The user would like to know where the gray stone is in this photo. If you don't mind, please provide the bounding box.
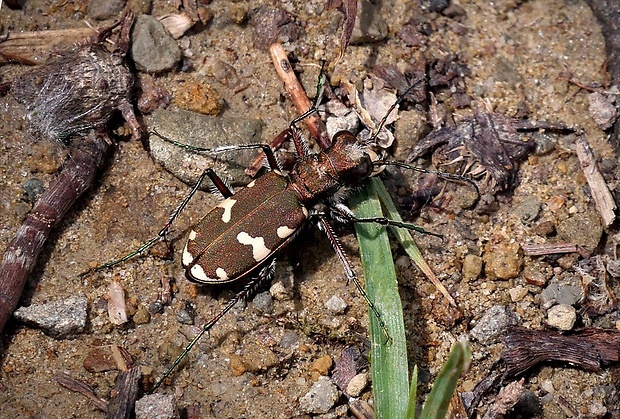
[350,0,389,44]
[514,195,541,224]
[540,275,583,308]
[87,0,126,20]
[130,15,181,74]
[135,393,177,419]
[556,210,603,251]
[469,305,519,344]
[253,291,274,314]
[14,295,87,338]
[325,295,347,314]
[300,376,340,414]
[146,108,265,187]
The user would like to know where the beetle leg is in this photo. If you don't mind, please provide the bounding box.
[311,213,392,345]
[151,258,277,391]
[328,202,444,240]
[150,130,282,172]
[82,168,217,274]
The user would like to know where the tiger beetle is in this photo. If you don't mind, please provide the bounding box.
[87,73,477,392]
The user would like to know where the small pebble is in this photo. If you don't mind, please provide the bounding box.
[556,210,603,251]
[462,254,482,281]
[131,14,182,74]
[132,306,151,324]
[13,295,87,338]
[547,304,576,331]
[509,285,528,302]
[350,0,388,44]
[299,376,340,414]
[469,305,519,344]
[310,355,333,376]
[270,281,290,300]
[22,178,45,204]
[240,343,279,373]
[325,295,347,314]
[173,78,223,116]
[135,393,177,419]
[540,275,583,308]
[483,241,522,280]
[148,300,164,314]
[252,291,274,313]
[88,0,125,20]
[83,345,130,372]
[146,108,264,187]
[228,354,246,376]
[346,373,368,397]
[157,342,188,371]
[588,92,617,130]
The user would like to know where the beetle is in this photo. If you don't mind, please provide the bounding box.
[88,82,474,391]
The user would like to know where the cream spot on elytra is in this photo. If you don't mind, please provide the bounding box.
[190,264,208,282]
[215,267,228,280]
[236,231,271,261]
[217,199,237,223]
[276,226,295,239]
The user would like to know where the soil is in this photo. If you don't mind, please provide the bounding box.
[1,0,618,418]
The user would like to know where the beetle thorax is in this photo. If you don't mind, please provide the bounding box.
[288,131,372,204]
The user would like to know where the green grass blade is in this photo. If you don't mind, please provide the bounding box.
[373,181,456,307]
[350,178,409,419]
[406,365,419,419]
[419,340,471,419]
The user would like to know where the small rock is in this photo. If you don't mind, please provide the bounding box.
[252,7,304,50]
[462,254,482,281]
[146,108,264,187]
[22,178,45,204]
[350,0,389,44]
[176,303,195,325]
[588,92,617,130]
[253,291,274,314]
[229,353,247,376]
[228,3,249,24]
[132,306,151,324]
[14,295,87,338]
[325,295,347,314]
[469,305,519,344]
[88,0,126,20]
[131,14,182,74]
[299,376,340,414]
[547,304,576,330]
[173,78,223,116]
[346,373,368,397]
[522,265,549,287]
[509,285,528,302]
[135,393,177,419]
[483,241,523,280]
[269,281,290,300]
[280,330,299,349]
[556,211,603,251]
[241,343,279,373]
[428,0,449,13]
[514,196,541,224]
[148,300,164,314]
[540,275,583,308]
[310,355,333,376]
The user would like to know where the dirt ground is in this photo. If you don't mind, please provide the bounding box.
[1,0,618,417]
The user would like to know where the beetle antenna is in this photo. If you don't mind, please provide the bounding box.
[373,160,481,203]
[369,77,426,145]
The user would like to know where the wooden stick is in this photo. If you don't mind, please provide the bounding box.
[269,43,330,149]
[574,135,617,227]
[0,28,98,64]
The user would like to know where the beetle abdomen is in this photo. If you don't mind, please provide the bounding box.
[183,171,308,284]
